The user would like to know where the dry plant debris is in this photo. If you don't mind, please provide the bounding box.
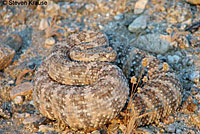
[0,0,199,133]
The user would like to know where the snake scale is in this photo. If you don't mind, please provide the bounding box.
[33,31,182,131]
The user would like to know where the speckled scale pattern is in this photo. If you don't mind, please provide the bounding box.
[33,30,182,131]
[123,48,182,128]
[33,31,129,130]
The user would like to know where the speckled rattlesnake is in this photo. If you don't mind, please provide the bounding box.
[33,31,129,130]
[33,31,182,131]
[122,48,182,128]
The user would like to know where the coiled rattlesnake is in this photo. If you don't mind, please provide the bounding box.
[33,31,182,131]
[33,31,129,130]
[122,48,182,128]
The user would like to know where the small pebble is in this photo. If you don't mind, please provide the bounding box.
[195,93,200,100]
[134,0,148,14]
[3,12,13,23]
[61,3,70,14]
[8,80,15,85]
[13,95,25,105]
[46,3,60,12]
[29,100,34,106]
[39,125,55,133]
[188,130,195,134]
[176,129,182,134]
[98,24,104,30]
[61,8,67,14]
[188,96,193,102]
[46,3,60,17]
[45,37,55,48]
[137,128,153,134]
[119,124,126,132]
[85,4,95,12]
[189,71,199,83]
[166,124,176,133]
[77,131,85,134]
[39,18,49,31]
[128,15,148,33]
[68,27,76,33]
[15,112,31,119]
[0,107,11,119]
[96,0,104,5]
[160,128,165,133]
[163,115,175,124]
[90,130,101,134]
[10,82,33,100]
[187,102,198,112]
[23,114,41,125]
[114,13,124,21]
[62,2,71,10]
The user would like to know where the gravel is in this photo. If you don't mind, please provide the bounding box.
[0,0,199,133]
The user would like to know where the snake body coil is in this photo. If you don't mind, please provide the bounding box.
[33,31,129,130]
[33,31,182,131]
[122,48,182,128]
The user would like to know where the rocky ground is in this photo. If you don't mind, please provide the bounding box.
[0,0,199,134]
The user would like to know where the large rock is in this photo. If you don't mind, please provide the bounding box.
[130,34,173,54]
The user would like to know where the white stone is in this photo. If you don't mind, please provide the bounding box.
[29,100,34,106]
[13,96,24,105]
[39,18,49,31]
[134,0,148,14]
[45,37,55,46]
[131,34,172,54]
[128,15,148,33]
[90,130,100,134]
